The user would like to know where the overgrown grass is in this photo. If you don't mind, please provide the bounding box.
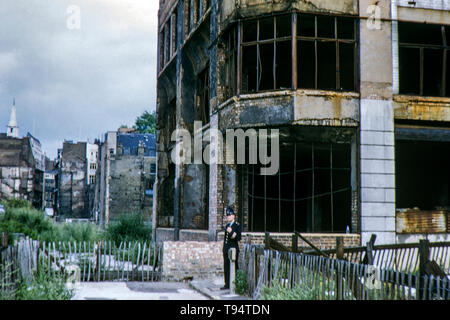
[0,199,101,243]
[260,280,321,300]
[104,213,152,245]
[0,260,74,300]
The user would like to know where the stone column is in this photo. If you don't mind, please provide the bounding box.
[359,0,396,245]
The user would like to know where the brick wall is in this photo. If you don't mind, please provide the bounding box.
[162,241,223,281]
[159,229,361,280]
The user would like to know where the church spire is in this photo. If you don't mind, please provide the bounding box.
[7,98,19,138]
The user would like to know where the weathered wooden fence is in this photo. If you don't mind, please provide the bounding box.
[0,237,163,295]
[242,242,450,300]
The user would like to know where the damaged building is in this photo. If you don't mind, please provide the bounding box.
[96,130,156,226]
[0,101,44,208]
[57,141,90,219]
[155,0,450,247]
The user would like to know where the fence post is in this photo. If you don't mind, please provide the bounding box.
[264,232,270,250]
[292,233,298,253]
[1,232,8,249]
[336,237,344,300]
[418,239,430,300]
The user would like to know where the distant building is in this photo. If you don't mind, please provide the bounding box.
[58,141,88,219]
[0,100,44,208]
[96,130,156,226]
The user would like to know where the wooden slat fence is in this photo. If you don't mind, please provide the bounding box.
[1,238,163,293]
[305,242,450,274]
[242,244,450,300]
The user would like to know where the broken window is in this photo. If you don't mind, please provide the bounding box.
[399,22,450,97]
[224,27,237,99]
[395,125,450,211]
[197,66,210,125]
[232,13,358,94]
[241,14,292,93]
[297,14,357,91]
[243,132,352,233]
[159,9,178,72]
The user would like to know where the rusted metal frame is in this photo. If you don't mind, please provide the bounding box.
[354,19,358,92]
[420,47,424,96]
[335,17,340,91]
[311,142,315,232]
[443,27,447,97]
[248,187,350,202]
[264,170,267,231]
[292,13,298,90]
[330,143,334,232]
[278,156,281,232]
[273,17,277,90]
[293,143,297,232]
[251,165,255,231]
[314,16,318,90]
[237,21,242,97]
[256,20,260,92]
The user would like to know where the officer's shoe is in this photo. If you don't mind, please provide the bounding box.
[220,285,229,290]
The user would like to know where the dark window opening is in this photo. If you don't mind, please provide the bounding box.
[398,22,449,97]
[159,162,175,228]
[297,13,357,92]
[396,139,449,211]
[246,140,352,233]
[241,14,292,93]
[224,28,237,99]
[197,66,210,125]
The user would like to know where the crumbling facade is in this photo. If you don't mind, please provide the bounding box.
[0,135,37,204]
[155,0,450,246]
[97,131,156,226]
[58,141,89,219]
[0,102,44,208]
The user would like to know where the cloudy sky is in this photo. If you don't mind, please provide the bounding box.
[0,0,158,159]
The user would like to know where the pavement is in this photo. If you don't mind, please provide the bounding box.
[71,278,251,300]
[189,277,251,300]
[71,281,208,300]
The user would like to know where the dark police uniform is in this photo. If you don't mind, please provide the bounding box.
[222,208,241,289]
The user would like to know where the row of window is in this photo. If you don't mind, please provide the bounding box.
[223,13,450,99]
[159,0,211,72]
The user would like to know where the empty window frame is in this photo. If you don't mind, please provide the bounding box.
[245,141,352,233]
[197,66,210,124]
[241,14,293,93]
[238,13,358,94]
[159,10,178,72]
[399,22,450,97]
[297,14,357,91]
[224,28,237,99]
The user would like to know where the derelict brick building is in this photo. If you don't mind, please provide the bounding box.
[154,0,450,247]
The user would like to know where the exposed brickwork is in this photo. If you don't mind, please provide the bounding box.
[162,241,223,281]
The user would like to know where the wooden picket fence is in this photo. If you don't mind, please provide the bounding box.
[242,242,450,300]
[0,238,163,292]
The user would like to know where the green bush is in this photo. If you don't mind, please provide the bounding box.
[105,213,152,245]
[233,270,248,295]
[0,199,101,243]
[260,281,320,300]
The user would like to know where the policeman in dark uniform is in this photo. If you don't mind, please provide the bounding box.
[221,206,241,290]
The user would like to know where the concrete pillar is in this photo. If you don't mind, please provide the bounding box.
[359,0,396,245]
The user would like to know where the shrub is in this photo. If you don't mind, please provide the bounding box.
[105,213,152,245]
[233,270,248,295]
[0,201,101,243]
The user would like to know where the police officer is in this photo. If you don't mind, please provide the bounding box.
[221,206,241,290]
